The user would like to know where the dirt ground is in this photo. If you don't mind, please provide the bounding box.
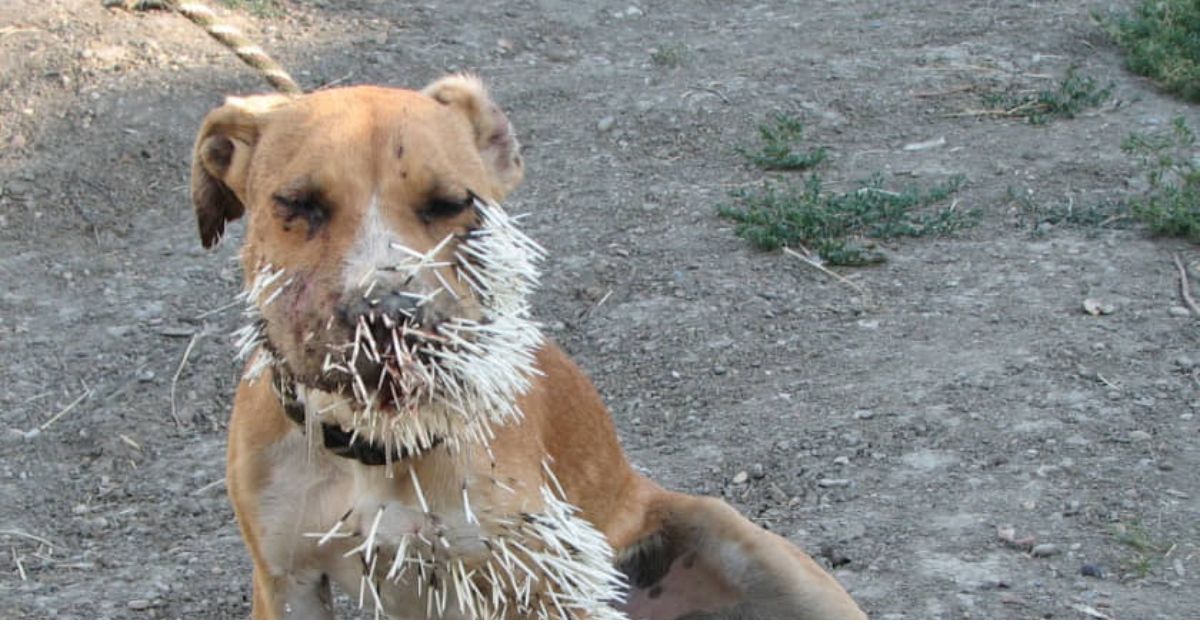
[1,0,1198,619]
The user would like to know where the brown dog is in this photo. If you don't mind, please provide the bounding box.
[191,74,866,619]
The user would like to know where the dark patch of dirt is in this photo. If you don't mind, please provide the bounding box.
[1,0,1197,619]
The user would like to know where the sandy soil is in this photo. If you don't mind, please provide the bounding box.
[1,0,1197,619]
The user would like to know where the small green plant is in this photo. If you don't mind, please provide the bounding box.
[220,0,281,18]
[1099,0,1200,102]
[981,68,1112,124]
[1006,187,1132,234]
[719,174,970,266]
[650,43,687,68]
[1122,116,1200,242]
[1111,521,1168,578]
[736,113,827,171]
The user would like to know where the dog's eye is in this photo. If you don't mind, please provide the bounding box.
[421,196,473,223]
[273,192,329,234]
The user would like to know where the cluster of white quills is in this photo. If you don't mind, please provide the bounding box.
[321,196,548,454]
[231,197,629,618]
[310,461,626,619]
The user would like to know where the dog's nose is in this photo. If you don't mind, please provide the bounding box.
[338,290,424,334]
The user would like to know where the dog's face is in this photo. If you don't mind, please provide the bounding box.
[192,76,543,447]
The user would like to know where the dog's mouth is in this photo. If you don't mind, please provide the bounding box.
[308,314,476,415]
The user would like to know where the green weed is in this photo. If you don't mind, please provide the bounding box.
[220,0,281,18]
[1111,521,1168,578]
[736,113,827,171]
[719,174,970,266]
[982,68,1112,125]
[1099,0,1200,102]
[650,43,687,69]
[1006,187,1132,234]
[1122,116,1200,242]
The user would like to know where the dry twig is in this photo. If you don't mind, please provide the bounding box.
[782,247,869,300]
[171,333,200,426]
[1173,253,1200,317]
[0,529,62,551]
[39,389,93,432]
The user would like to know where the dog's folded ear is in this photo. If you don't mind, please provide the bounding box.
[191,94,292,248]
[422,74,524,199]
[615,492,867,619]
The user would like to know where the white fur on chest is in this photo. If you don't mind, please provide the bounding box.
[256,431,487,618]
[255,430,626,619]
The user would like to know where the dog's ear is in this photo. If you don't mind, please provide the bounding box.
[422,74,524,199]
[615,492,866,619]
[191,94,291,248]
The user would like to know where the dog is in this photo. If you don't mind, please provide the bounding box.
[191,74,867,619]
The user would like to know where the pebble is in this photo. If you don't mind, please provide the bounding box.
[749,463,766,479]
[712,365,727,375]
[853,409,874,420]
[1030,543,1060,558]
[818,478,851,488]
[1169,306,1192,317]
[136,370,156,383]
[1175,356,1195,370]
[596,116,616,133]
[1080,563,1104,578]
[731,471,748,484]
[1128,430,1152,442]
[833,455,850,465]
[127,599,152,611]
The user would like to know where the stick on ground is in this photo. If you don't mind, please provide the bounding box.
[171,333,200,426]
[1173,253,1200,317]
[38,389,93,432]
[782,246,870,300]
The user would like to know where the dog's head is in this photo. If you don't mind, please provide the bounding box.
[192,75,543,447]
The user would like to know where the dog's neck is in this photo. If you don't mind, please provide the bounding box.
[270,366,443,465]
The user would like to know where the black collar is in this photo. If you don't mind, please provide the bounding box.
[271,369,441,466]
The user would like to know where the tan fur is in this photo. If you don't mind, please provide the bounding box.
[196,77,866,619]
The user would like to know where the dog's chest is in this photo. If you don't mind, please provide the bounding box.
[255,432,480,616]
[255,430,626,619]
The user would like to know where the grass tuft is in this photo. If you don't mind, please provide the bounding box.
[719,174,970,266]
[1122,116,1200,242]
[1006,188,1132,235]
[1099,0,1200,102]
[220,0,282,18]
[650,43,687,68]
[982,68,1112,125]
[736,113,827,171]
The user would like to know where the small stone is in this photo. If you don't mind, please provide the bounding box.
[127,599,152,611]
[1158,460,1175,471]
[1080,563,1104,578]
[1030,543,1060,558]
[712,365,727,375]
[1175,356,1195,371]
[833,455,850,465]
[749,463,766,479]
[596,116,616,133]
[853,409,874,420]
[1169,306,1191,317]
[1128,430,1151,442]
[72,504,89,515]
[817,478,851,488]
[1082,298,1114,316]
[732,471,748,484]
[136,370,155,383]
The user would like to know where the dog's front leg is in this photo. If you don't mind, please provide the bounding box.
[250,568,334,619]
